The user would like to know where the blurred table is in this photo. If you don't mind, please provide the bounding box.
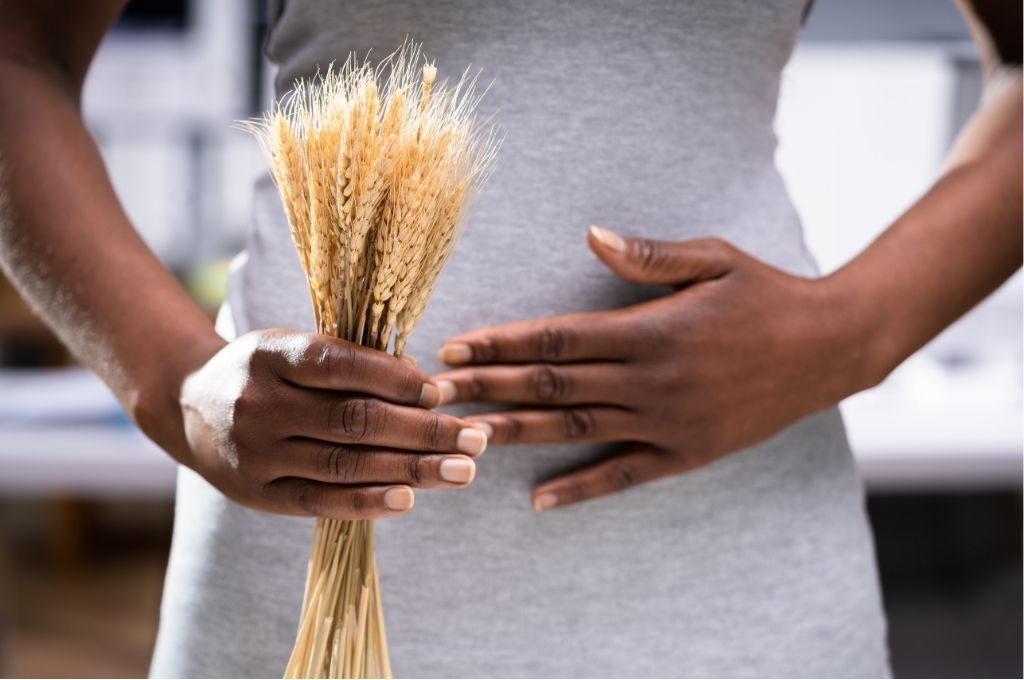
[844,396,1021,491]
[0,368,176,498]
[844,353,1022,491]
[0,424,175,498]
[0,365,1020,498]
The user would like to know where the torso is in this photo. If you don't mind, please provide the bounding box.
[150,2,890,676]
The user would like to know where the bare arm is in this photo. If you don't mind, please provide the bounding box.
[0,0,222,453]
[0,1,486,518]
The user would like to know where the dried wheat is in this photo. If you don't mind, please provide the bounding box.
[239,42,498,678]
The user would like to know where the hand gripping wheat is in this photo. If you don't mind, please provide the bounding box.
[240,43,498,678]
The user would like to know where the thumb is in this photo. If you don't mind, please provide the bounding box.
[588,226,736,287]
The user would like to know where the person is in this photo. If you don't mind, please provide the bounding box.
[0,0,1019,676]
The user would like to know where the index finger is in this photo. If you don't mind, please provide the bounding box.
[437,311,630,366]
[265,332,441,408]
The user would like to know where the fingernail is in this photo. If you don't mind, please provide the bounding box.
[436,380,457,405]
[438,343,472,365]
[472,421,494,439]
[589,225,627,253]
[384,486,415,511]
[440,457,476,484]
[419,382,441,408]
[533,492,558,511]
[457,427,488,456]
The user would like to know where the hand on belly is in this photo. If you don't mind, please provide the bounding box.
[433,226,876,510]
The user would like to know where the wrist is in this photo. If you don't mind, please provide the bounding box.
[130,324,226,466]
[818,266,896,397]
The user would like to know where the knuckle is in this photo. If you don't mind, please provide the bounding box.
[330,397,371,441]
[421,414,446,450]
[530,364,571,402]
[536,325,568,361]
[561,407,597,439]
[467,375,486,400]
[474,337,497,363]
[639,310,685,355]
[654,358,688,390]
[507,416,524,441]
[318,444,359,482]
[224,399,264,450]
[397,367,420,402]
[313,340,356,381]
[348,488,372,514]
[233,381,267,424]
[495,415,523,443]
[362,399,386,438]
[293,480,324,515]
[634,238,661,272]
[404,455,424,485]
[313,343,335,376]
[248,344,276,373]
[707,236,732,254]
[321,444,345,479]
[348,448,373,480]
[606,461,637,492]
[703,237,737,266]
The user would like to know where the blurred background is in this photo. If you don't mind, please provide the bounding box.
[0,0,1020,677]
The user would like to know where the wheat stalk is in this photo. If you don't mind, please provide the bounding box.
[239,42,498,678]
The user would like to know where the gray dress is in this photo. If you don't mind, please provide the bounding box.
[150,1,891,676]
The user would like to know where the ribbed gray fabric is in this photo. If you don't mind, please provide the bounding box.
[150,1,891,676]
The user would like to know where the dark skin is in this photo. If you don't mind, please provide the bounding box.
[0,2,1019,518]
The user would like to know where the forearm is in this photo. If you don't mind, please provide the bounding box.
[0,58,224,457]
[827,70,1022,387]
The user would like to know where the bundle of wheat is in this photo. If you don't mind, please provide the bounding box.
[241,43,498,679]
